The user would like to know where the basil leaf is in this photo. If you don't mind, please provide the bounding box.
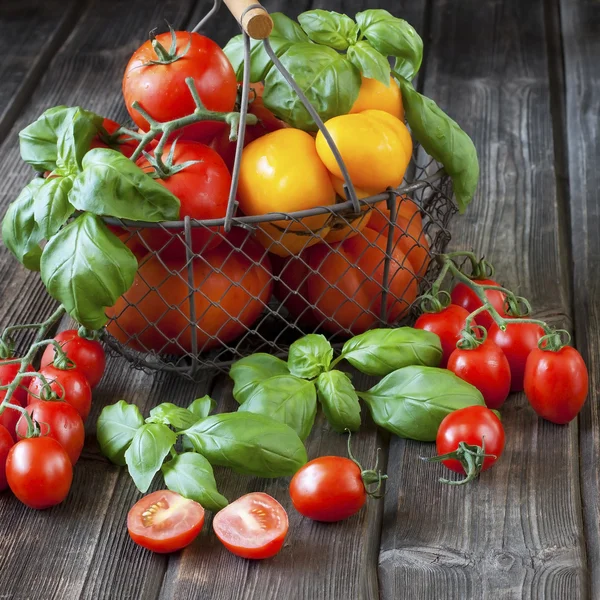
[264,43,361,131]
[341,327,442,376]
[288,334,333,379]
[146,403,198,430]
[360,366,485,441]
[224,12,307,82]
[40,213,137,329]
[238,375,317,441]
[229,353,289,404]
[70,148,179,221]
[316,370,361,433]
[125,423,177,493]
[347,41,391,86]
[182,412,307,478]
[19,106,103,172]
[188,396,216,419]
[397,78,479,212]
[356,10,423,80]
[1,179,45,271]
[33,176,74,239]
[96,400,145,466]
[298,10,358,50]
[162,453,228,512]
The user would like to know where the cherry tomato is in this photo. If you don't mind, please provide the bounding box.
[0,424,13,491]
[436,406,505,474]
[290,456,367,522]
[524,346,588,424]
[16,401,84,465]
[213,492,288,559]
[0,358,34,406]
[450,279,508,330]
[488,322,545,392]
[127,490,205,554]
[6,437,72,509]
[27,366,92,422]
[40,330,106,389]
[136,141,231,258]
[414,305,471,367]
[0,396,24,442]
[123,32,237,143]
[447,339,512,409]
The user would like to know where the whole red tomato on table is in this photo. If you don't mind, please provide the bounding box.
[122,31,237,143]
[0,424,13,491]
[0,358,34,406]
[451,279,508,330]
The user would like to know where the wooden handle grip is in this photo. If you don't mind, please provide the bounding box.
[223,0,273,39]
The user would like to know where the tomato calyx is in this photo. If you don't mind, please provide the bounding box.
[345,430,388,498]
[418,290,451,314]
[147,26,192,66]
[141,138,202,179]
[424,438,497,486]
[538,328,572,352]
[456,324,487,350]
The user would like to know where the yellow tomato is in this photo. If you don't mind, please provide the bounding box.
[238,129,336,256]
[350,76,404,120]
[316,110,413,192]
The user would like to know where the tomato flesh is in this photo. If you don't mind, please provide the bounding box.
[213,492,288,559]
[127,490,205,554]
[290,456,366,522]
[0,424,14,491]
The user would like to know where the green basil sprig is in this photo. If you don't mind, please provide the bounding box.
[287,334,333,378]
[298,10,358,50]
[359,366,485,441]
[96,400,145,466]
[316,370,361,433]
[397,77,479,212]
[146,403,198,430]
[230,353,289,404]
[238,375,317,440]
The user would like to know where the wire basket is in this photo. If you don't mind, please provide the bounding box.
[101,0,457,379]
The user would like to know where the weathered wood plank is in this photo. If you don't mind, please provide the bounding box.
[379,0,587,598]
[560,0,600,596]
[0,0,83,145]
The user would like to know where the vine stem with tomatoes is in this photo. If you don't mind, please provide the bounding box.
[0,305,71,436]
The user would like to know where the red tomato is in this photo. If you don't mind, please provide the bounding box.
[0,359,34,406]
[450,279,508,330]
[306,227,418,335]
[106,229,272,355]
[16,401,84,465]
[0,424,13,491]
[0,396,24,442]
[436,406,505,475]
[41,330,106,389]
[90,118,138,158]
[447,339,512,409]
[213,492,288,559]
[136,141,231,258]
[289,456,366,522]
[127,490,205,553]
[488,322,545,392]
[414,305,471,367]
[27,366,92,422]
[208,126,259,173]
[524,346,588,424]
[122,32,237,143]
[6,437,72,509]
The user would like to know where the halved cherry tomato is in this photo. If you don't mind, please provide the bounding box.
[0,424,13,491]
[41,330,106,389]
[213,492,288,559]
[414,305,471,367]
[488,322,545,392]
[127,490,205,553]
[450,279,508,330]
[447,339,512,409]
[16,401,84,465]
[524,346,588,424]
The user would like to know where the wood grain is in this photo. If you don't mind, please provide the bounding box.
[379,0,587,598]
[560,0,600,596]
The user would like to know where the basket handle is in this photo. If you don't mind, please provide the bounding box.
[223,0,273,39]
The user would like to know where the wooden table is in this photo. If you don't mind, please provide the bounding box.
[0,0,597,598]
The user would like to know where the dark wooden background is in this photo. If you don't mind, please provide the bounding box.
[0,0,597,598]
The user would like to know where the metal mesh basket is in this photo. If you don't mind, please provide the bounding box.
[101,0,457,379]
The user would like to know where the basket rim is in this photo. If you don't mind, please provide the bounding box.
[101,168,448,230]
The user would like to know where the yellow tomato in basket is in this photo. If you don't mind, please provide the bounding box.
[238,128,336,256]
[350,76,404,121]
[316,110,413,192]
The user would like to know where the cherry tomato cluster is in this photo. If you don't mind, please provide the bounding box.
[0,330,105,509]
